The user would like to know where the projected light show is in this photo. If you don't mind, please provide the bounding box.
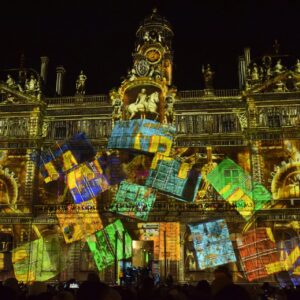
[110,181,156,221]
[87,219,132,271]
[188,219,236,270]
[108,119,175,156]
[1,4,300,288]
[138,222,180,261]
[206,158,271,220]
[12,235,65,282]
[145,154,201,202]
[56,199,103,243]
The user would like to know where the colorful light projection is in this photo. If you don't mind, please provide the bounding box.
[145,154,201,202]
[267,237,300,285]
[0,151,25,209]
[12,235,65,282]
[110,181,156,221]
[56,199,103,243]
[269,140,300,200]
[138,222,180,261]
[237,227,279,282]
[65,159,109,203]
[87,219,132,271]
[206,158,271,220]
[98,153,125,185]
[38,132,95,183]
[108,119,175,156]
[159,223,180,261]
[188,219,236,270]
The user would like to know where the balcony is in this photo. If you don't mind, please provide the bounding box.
[46,94,109,105]
[179,89,241,100]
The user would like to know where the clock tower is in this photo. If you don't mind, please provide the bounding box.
[134,7,174,86]
[114,8,176,123]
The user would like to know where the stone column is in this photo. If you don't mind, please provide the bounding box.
[55,66,66,96]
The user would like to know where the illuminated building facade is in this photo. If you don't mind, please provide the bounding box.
[1,9,300,284]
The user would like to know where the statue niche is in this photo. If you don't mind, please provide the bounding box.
[126,87,160,120]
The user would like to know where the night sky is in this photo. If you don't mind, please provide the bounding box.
[0,0,299,95]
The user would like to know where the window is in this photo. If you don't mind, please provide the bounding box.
[0,120,7,136]
[54,121,67,139]
[221,115,236,133]
[267,113,281,127]
[224,169,239,185]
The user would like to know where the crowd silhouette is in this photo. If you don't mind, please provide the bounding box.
[1,267,300,300]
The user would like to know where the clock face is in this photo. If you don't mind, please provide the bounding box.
[145,48,162,64]
[135,59,150,77]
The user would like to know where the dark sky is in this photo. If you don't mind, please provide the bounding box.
[0,0,299,95]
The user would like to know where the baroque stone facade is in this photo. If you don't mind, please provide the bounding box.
[1,9,300,284]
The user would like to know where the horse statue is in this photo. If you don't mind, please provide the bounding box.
[127,90,160,119]
[146,91,159,119]
[127,88,148,119]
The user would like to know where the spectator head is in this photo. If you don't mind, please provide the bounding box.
[87,271,100,282]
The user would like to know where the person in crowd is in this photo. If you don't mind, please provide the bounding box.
[77,280,121,300]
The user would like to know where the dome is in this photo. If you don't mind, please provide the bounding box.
[136,8,174,40]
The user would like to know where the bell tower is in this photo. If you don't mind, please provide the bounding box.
[134,8,174,86]
[113,8,176,124]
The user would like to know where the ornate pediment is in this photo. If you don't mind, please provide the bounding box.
[244,57,300,94]
[248,71,300,94]
[0,83,43,105]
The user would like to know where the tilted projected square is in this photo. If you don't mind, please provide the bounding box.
[108,119,175,156]
[110,181,156,221]
[66,159,109,203]
[237,227,279,282]
[145,154,201,202]
[87,219,132,271]
[188,219,236,270]
[56,199,103,243]
[206,158,271,220]
[12,235,65,282]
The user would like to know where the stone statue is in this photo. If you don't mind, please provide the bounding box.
[164,90,176,124]
[273,59,284,75]
[143,31,150,42]
[110,90,123,120]
[6,74,15,88]
[127,89,159,119]
[294,59,300,73]
[5,74,23,93]
[42,121,49,137]
[146,91,159,118]
[128,68,137,81]
[158,31,163,43]
[149,65,161,80]
[251,63,259,81]
[25,75,40,94]
[127,88,148,119]
[202,64,214,89]
[135,88,147,105]
[76,70,87,95]
[275,80,287,92]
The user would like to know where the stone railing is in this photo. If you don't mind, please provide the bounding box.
[46,94,109,105]
[179,89,241,100]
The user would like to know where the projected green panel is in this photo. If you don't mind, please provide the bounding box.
[206,158,271,220]
[110,181,156,221]
[87,219,132,271]
[12,235,65,282]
